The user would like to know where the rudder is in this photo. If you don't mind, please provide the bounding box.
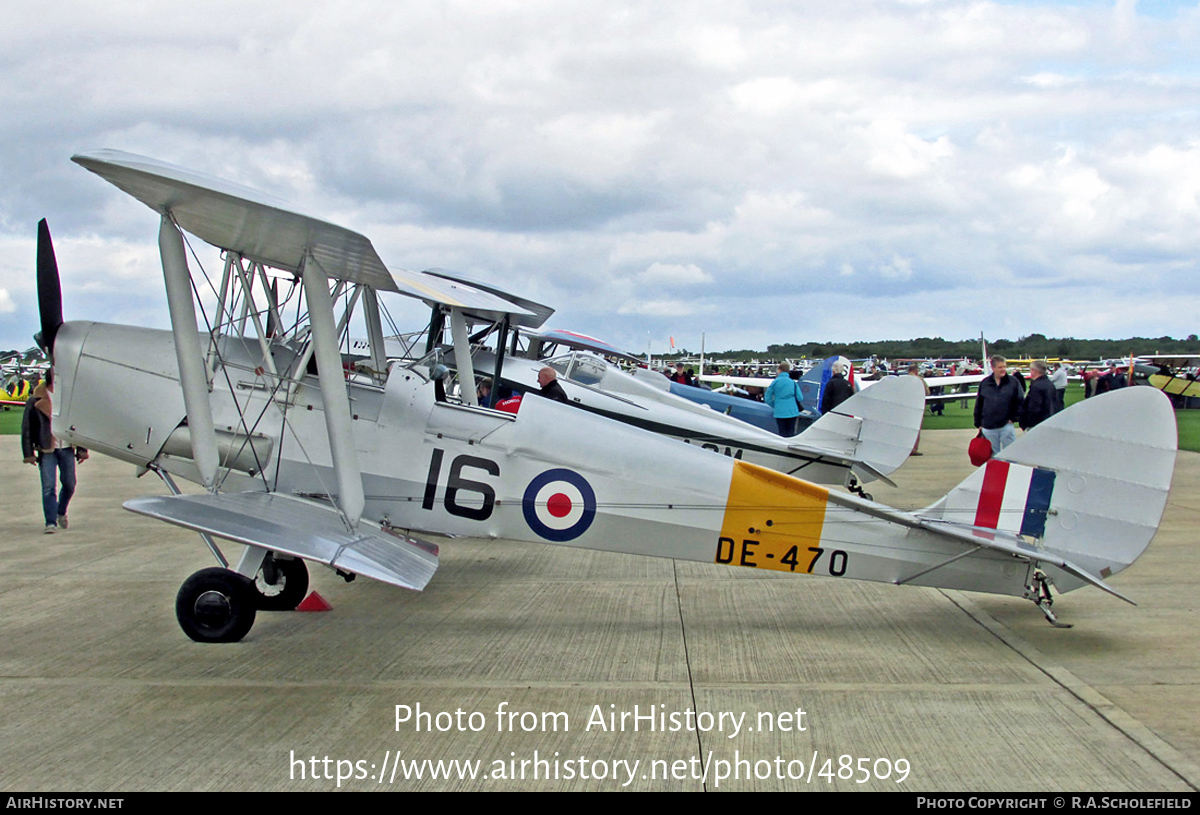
[922,387,1176,591]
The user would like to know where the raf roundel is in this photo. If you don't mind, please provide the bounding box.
[522,469,597,542]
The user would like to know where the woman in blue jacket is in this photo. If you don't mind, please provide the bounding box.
[765,362,802,437]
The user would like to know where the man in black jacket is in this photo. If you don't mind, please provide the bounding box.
[1020,360,1057,430]
[536,367,570,403]
[820,362,854,415]
[21,373,88,534]
[974,356,1023,454]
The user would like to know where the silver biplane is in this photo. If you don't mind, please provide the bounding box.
[40,149,1177,642]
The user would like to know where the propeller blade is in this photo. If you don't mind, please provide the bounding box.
[36,218,63,355]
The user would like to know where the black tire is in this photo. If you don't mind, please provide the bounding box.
[254,556,309,611]
[176,567,257,643]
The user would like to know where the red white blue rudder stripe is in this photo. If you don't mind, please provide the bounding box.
[942,459,1056,538]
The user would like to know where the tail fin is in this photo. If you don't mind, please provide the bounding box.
[921,387,1176,594]
[793,374,926,483]
[801,355,856,414]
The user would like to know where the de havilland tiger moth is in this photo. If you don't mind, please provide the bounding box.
[35,149,1177,642]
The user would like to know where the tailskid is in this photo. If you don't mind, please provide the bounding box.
[1026,569,1073,628]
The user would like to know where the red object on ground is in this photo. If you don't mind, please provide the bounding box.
[296,592,333,612]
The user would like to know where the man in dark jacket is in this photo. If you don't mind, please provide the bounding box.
[1020,360,1057,430]
[974,356,1023,454]
[536,367,570,403]
[820,362,854,415]
[21,374,88,534]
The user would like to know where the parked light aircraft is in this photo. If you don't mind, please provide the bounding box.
[699,355,852,406]
[1,351,48,407]
[1136,355,1200,404]
[687,356,852,426]
[2,377,32,407]
[702,346,992,407]
[42,149,1176,642]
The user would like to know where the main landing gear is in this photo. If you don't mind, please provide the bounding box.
[175,553,311,643]
[254,554,310,612]
[176,567,258,643]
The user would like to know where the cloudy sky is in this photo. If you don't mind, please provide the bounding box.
[2,0,1198,356]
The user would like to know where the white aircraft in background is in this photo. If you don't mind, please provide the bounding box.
[701,342,993,408]
[440,324,926,498]
[36,149,1177,643]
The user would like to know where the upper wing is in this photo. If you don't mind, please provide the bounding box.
[1138,355,1200,369]
[73,149,542,324]
[524,327,642,362]
[423,269,554,329]
[73,149,397,292]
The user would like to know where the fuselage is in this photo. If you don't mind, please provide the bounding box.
[49,320,1042,599]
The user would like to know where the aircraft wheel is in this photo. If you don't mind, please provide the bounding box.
[861,492,872,502]
[176,567,257,643]
[254,556,309,611]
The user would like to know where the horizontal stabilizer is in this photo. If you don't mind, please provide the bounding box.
[915,517,1136,604]
[792,374,926,482]
[823,488,1135,602]
[124,492,438,591]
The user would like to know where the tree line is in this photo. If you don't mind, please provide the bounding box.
[667,333,1200,363]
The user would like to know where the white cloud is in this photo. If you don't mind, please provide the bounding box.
[637,262,713,286]
[1022,72,1080,88]
[1,0,1198,351]
[879,255,915,281]
[729,77,804,116]
[616,297,715,317]
[860,120,955,179]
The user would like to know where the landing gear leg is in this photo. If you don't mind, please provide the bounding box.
[254,554,310,611]
[1027,570,1073,628]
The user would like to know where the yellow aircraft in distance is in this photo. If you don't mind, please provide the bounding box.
[1139,355,1200,403]
[1,377,34,408]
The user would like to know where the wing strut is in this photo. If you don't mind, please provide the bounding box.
[160,215,220,490]
[449,307,478,406]
[361,287,389,383]
[300,254,365,528]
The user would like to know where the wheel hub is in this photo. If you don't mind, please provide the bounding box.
[193,589,233,628]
